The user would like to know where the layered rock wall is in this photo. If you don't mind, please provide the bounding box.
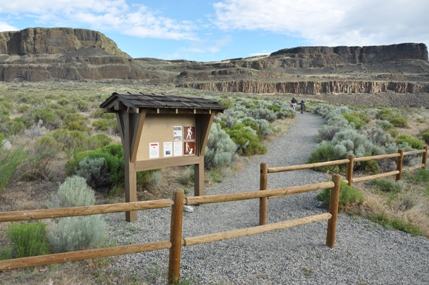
[269,43,428,66]
[0,28,129,57]
[178,81,426,95]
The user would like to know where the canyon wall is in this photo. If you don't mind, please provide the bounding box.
[178,81,426,95]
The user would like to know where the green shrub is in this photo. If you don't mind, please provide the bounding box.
[368,213,422,236]
[371,179,406,193]
[226,123,267,156]
[67,144,157,190]
[0,246,13,260]
[75,157,110,192]
[7,222,50,258]
[376,108,394,120]
[375,120,393,130]
[355,153,380,174]
[87,133,112,150]
[0,145,26,192]
[396,134,424,149]
[92,118,111,131]
[48,215,108,253]
[47,176,95,208]
[342,113,369,129]
[36,136,62,153]
[205,123,237,169]
[316,181,364,210]
[308,144,342,172]
[388,129,399,138]
[404,169,429,183]
[390,116,409,128]
[421,130,429,143]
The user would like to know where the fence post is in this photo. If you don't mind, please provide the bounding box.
[168,190,184,285]
[396,149,404,181]
[346,154,354,186]
[422,146,428,168]
[259,163,268,225]
[326,174,340,248]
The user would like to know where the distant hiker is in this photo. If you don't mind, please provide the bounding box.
[291,97,297,110]
[299,100,306,114]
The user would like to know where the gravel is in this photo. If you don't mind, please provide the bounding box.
[105,112,429,285]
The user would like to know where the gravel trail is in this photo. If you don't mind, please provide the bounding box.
[106,112,429,285]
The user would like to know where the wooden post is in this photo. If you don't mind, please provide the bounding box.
[259,163,268,225]
[396,149,404,181]
[123,113,138,222]
[346,154,354,186]
[326,174,340,248]
[422,146,428,168]
[194,157,204,197]
[168,190,184,285]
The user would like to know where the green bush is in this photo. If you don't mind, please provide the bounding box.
[7,222,50,258]
[75,157,110,192]
[342,113,370,129]
[67,144,157,190]
[355,153,380,174]
[308,144,342,173]
[376,108,394,120]
[421,130,429,143]
[316,181,364,210]
[87,133,112,150]
[0,145,26,192]
[368,213,422,235]
[404,169,429,183]
[205,122,237,169]
[47,176,95,208]
[51,129,89,156]
[390,116,409,128]
[371,179,406,193]
[92,118,111,131]
[226,123,267,155]
[388,129,399,138]
[48,215,108,253]
[396,134,424,149]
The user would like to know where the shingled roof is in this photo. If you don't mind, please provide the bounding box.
[100,92,227,113]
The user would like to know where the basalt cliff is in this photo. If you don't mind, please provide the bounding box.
[1,27,429,96]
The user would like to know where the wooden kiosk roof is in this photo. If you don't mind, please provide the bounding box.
[100,92,227,113]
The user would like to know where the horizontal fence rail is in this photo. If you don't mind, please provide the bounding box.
[0,200,174,223]
[0,241,172,271]
[183,213,332,246]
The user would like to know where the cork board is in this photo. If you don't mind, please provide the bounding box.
[136,114,196,161]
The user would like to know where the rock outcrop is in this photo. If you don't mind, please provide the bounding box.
[269,43,428,66]
[178,81,426,95]
[0,27,161,82]
[0,27,129,57]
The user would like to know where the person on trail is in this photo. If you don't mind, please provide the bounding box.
[291,97,297,111]
[299,100,306,114]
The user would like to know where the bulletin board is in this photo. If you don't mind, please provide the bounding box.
[136,114,197,161]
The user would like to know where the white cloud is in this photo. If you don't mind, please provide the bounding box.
[0,0,197,40]
[213,0,429,47]
[0,22,18,32]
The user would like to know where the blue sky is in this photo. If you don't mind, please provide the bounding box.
[1,0,428,62]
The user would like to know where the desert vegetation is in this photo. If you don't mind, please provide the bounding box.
[0,81,428,284]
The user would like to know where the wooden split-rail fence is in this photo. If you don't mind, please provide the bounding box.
[0,146,427,284]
